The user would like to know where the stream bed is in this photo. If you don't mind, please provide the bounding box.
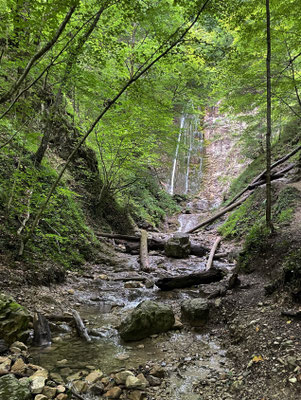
[29,248,231,399]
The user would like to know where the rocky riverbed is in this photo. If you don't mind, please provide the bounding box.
[1,227,300,400]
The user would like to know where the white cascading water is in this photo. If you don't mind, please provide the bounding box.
[169,116,185,195]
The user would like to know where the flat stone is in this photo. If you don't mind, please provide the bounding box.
[42,385,57,398]
[0,357,12,374]
[11,358,27,375]
[56,394,68,400]
[49,373,64,385]
[115,354,130,361]
[30,369,49,380]
[31,376,46,394]
[149,366,165,378]
[72,380,88,394]
[103,386,122,398]
[136,374,148,387]
[126,375,146,389]
[114,370,134,385]
[128,390,146,400]
[35,395,48,400]
[85,370,103,384]
[10,342,28,352]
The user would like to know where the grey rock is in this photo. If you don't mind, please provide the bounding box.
[181,298,209,327]
[0,374,31,400]
[164,233,191,258]
[0,294,31,345]
[118,301,175,341]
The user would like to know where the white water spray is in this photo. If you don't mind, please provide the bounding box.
[169,116,185,195]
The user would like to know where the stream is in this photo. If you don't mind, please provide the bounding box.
[29,114,231,399]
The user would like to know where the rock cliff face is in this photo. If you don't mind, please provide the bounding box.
[199,106,248,209]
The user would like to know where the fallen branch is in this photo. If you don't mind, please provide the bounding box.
[281,310,301,319]
[227,145,301,206]
[71,309,91,342]
[97,232,140,241]
[206,237,222,270]
[155,267,225,291]
[140,229,150,272]
[186,193,252,234]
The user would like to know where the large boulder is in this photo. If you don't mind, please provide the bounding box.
[118,300,175,341]
[164,233,190,258]
[0,294,31,345]
[181,298,209,327]
[0,374,31,400]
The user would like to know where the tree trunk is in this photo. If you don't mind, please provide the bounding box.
[140,229,150,271]
[206,237,222,270]
[155,267,225,291]
[266,0,273,231]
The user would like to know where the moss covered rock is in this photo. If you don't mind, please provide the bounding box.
[0,294,31,345]
[0,374,31,400]
[118,300,175,341]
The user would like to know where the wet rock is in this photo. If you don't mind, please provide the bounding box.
[29,369,48,394]
[73,380,88,393]
[118,301,175,341]
[85,370,103,384]
[0,356,12,374]
[128,390,146,400]
[10,342,28,352]
[0,340,8,355]
[149,366,166,378]
[114,370,134,385]
[126,374,148,389]
[35,395,48,400]
[31,376,47,394]
[56,394,68,400]
[104,386,122,398]
[42,385,57,398]
[89,382,105,395]
[164,233,191,258]
[147,375,161,386]
[181,298,209,327]
[0,294,31,345]
[0,374,31,400]
[124,282,143,289]
[11,358,27,375]
[49,373,64,385]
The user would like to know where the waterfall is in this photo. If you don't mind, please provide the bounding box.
[169,116,185,195]
[184,118,193,194]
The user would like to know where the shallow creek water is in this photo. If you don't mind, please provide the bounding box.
[29,249,230,399]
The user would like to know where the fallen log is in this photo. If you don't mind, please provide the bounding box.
[155,267,225,291]
[186,193,252,234]
[227,145,301,206]
[125,240,208,256]
[140,229,150,271]
[206,237,222,270]
[71,309,91,342]
[97,232,140,241]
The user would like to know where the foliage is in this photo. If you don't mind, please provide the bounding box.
[126,173,180,227]
[0,146,97,271]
